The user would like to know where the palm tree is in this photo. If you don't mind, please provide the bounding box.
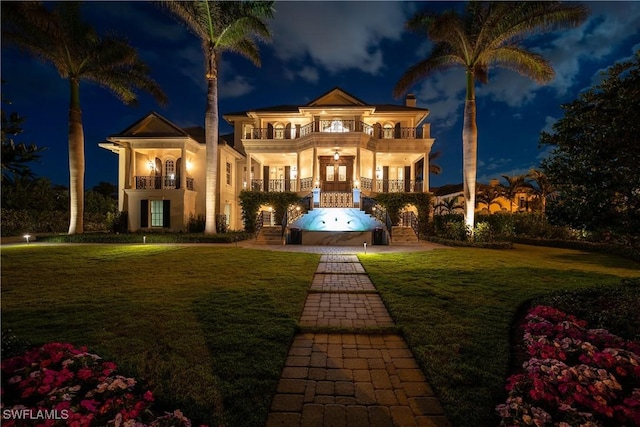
[501,174,532,213]
[429,150,443,175]
[2,2,166,234]
[527,169,553,214]
[164,1,273,234]
[434,196,464,215]
[476,184,504,213]
[393,2,588,231]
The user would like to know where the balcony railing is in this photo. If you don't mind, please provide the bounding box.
[250,179,299,192]
[374,179,424,193]
[360,178,424,193]
[245,120,428,140]
[135,176,194,190]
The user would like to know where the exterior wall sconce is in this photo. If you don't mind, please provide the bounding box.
[334,151,340,161]
[148,160,155,171]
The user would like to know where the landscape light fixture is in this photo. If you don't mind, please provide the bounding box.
[363,242,367,254]
[23,234,31,244]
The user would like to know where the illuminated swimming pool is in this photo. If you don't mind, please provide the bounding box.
[289,208,382,232]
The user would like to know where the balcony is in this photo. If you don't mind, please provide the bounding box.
[247,177,424,194]
[361,178,424,193]
[245,120,429,141]
[135,176,194,191]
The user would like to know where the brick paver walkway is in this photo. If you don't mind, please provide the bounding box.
[267,253,450,427]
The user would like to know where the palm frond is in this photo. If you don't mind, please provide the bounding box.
[486,45,554,83]
[393,46,462,98]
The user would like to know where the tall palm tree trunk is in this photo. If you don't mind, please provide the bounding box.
[462,70,477,232]
[204,49,218,235]
[68,78,84,234]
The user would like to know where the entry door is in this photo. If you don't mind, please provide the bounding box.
[319,156,353,192]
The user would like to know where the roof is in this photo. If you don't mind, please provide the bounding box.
[224,87,429,120]
[111,112,191,139]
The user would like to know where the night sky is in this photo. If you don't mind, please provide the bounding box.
[2,1,639,190]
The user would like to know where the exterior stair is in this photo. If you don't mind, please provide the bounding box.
[390,226,420,244]
[255,226,284,245]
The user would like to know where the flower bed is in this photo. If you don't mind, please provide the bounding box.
[496,305,640,426]
[1,342,199,426]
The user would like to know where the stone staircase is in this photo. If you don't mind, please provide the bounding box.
[390,226,420,244]
[255,226,283,245]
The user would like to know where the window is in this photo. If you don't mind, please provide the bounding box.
[323,119,349,133]
[141,199,170,228]
[274,123,285,139]
[326,165,335,181]
[226,162,232,185]
[164,159,176,188]
[150,200,164,226]
[382,123,394,139]
[338,165,346,182]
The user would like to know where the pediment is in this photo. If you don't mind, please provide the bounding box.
[306,87,367,107]
[114,112,189,138]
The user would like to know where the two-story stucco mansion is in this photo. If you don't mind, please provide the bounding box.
[99,87,436,232]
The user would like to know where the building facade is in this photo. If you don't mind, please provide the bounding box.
[99,87,436,232]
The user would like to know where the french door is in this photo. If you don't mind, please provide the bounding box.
[319,155,354,192]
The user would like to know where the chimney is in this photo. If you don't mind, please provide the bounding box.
[405,94,417,108]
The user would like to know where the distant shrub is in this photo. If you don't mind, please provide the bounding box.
[473,221,492,242]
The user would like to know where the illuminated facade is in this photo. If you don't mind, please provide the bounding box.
[99,87,435,232]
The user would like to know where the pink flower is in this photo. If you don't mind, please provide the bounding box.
[77,367,93,381]
[80,398,100,412]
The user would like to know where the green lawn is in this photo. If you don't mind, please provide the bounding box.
[0,245,319,426]
[2,244,638,427]
[358,244,639,427]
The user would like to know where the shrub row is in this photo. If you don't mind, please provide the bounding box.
[424,235,513,249]
[36,232,252,244]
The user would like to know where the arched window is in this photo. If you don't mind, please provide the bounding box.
[323,118,349,133]
[382,123,394,139]
[274,122,285,139]
[164,159,176,189]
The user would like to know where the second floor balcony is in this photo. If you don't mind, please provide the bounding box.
[135,176,194,191]
[245,120,430,141]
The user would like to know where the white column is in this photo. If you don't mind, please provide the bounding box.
[355,146,361,185]
[181,146,187,190]
[312,146,318,187]
[246,154,252,190]
[410,161,415,193]
[296,152,301,192]
[372,152,377,193]
[130,148,136,189]
[423,151,430,193]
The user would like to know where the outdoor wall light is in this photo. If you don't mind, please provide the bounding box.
[148,160,154,171]
[334,151,340,161]
[23,234,31,244]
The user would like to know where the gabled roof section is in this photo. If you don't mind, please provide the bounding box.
[111,112,191,138]
[306,87,368,107]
